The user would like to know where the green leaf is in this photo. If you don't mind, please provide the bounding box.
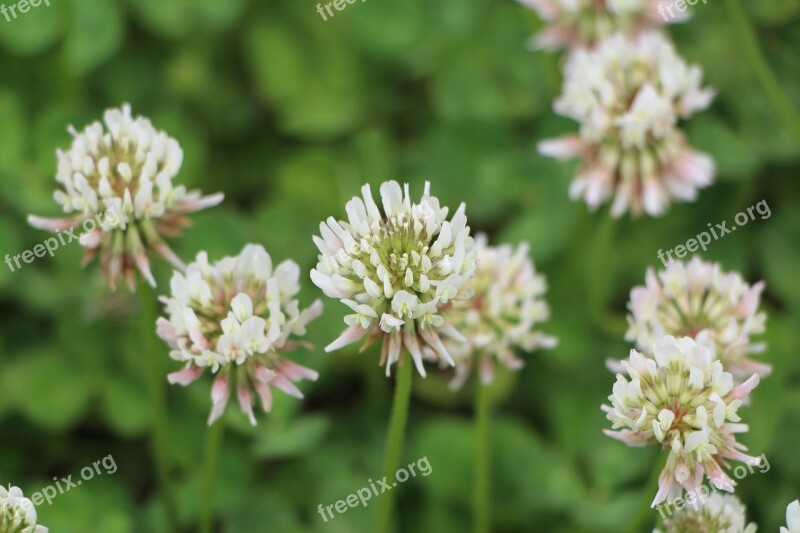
[128,0,246,39]
[252,415,331,459]
[243,21,365,137]
[63,0,124,75]
[102,377,152,437]
[5,350,94,429]
[0,0,65,55]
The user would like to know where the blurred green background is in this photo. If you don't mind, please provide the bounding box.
[1,0,799,531]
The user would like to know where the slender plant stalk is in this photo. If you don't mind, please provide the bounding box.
[376,359,414,533]
[724,0,800,146]
[625,451,669,533]
[199,421,225,533]
[140,280,180,532]
[586,215,624,336]
[473,380,491,533]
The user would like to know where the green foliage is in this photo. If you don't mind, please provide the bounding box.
[1,0,799,531]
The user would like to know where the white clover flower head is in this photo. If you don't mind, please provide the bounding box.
[516,0,683,51]
[311,180,476,377]
[157,244,323,426]
[602,336,762,507]
[626,257,770,378]
[659,493,757,533]
[0,485,48,533]
[782,500,800,533]
[28,103,224,291]
[538,31,716,218]
[442,234,557,390]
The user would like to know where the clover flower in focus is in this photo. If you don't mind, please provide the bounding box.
[657,493,757,533]
[539,31,715,217]
[602,336,762,506]
[517,0,684,51]
[0,485,47,533]
[625,257,770,378]
[441,234,556,390]
[28,104,223,291]
[311,181,476,377]
[782,500,800,533]
[157,244,323,426]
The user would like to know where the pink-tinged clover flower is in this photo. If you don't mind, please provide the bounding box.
[157,244,323,426]
[442,234,556,389]
[625,257,770,379]
[0,485,48,533]
[517,0,686,51]
[28,104,223,290]
[311,181,476,377]
[657,493,756,533]
[603,336,762,507]
[539,32,715,218]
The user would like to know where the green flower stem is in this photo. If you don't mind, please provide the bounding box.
[724,0,800,146]
[626,451,669,533]
[473,380,491,533]
[586,215,625,337]
[376,359,414,533]
[199,421,225,533]
[140,280,180,532]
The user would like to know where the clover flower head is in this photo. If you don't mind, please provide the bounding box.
[658,493,757,533]
[0,485,48,533]
[311,180,476,377]
[539,31,715,217]
[28,103,224,291]
[157,244,323,426]
[626,257,770,378]
[442,234,556,389]
[782,500,800,533]
[602,336,762,506]
[516,0,684,51]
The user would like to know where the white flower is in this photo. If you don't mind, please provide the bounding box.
[516,0,685,51]
[28,103,224,291]
[602,336,762,506]
[441,234,557,389]
[625,257,770,378]
[782,500,800,533]
[538,31,715,218]
[157,244,323,426]
[0,485,48,533]
[311,181,477,377]
[659,493,757,533]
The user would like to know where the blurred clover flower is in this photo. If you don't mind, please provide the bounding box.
[311,181,476,377]
[657,493,756,533]
[539,31,715,217]
[441,234,557,390]
[0,485,47,533]
[782,500,800,533]
[28,103,223,291]
[157,244,323,426]
[625,257,770,378]
[603,336,762,506]
[516,0,684,51]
